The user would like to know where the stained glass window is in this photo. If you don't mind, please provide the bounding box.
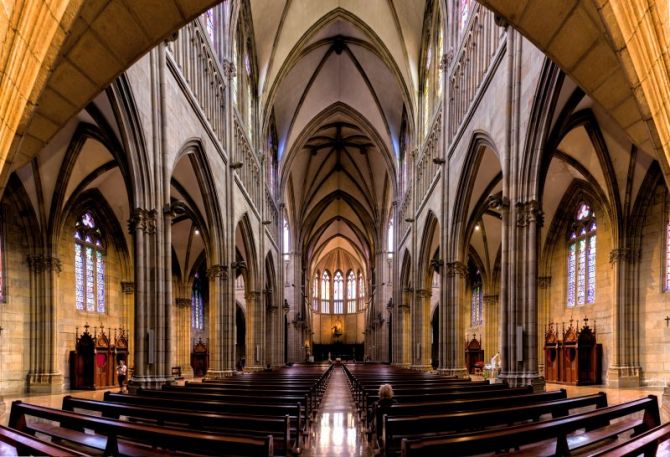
[75,211,105,313]
[192,272,204,330]
[567,203,596,307]
[334,271,343,314]
[347,271,356,313]
[313,271,319,311]
[205,9,215,43]
[387,218,394,259]
[358,272,365,311]
[321,271,330,314]
[666,221,670,291]
[460,0,472,34]
[0,218,4,303]
[471,270,482,326]
[283,218,290,261]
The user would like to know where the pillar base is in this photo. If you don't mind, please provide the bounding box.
[607,366,640,388]
[204,369,235,380]
[179,366,194,379]
[438,368,469,379]
[392,362,412,369]
[498,371,546,391]
[410,364,433,372]
[26,372,63,394]
[127,375,175,391]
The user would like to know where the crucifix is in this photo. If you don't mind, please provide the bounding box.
[665,316,670,327]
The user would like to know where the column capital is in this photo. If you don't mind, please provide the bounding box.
[27,255,61,273]
[446,261,467,278]
[128,208,157,234]
[121,282,135,294]
[223,59,236,80]
[482,294,498,305]
[439,50,453,72]
[516,200,543,227]
[207,264,229,280]
[538,276,552,289]
[415,288,431,299]
[175,298,191,307]
[609,248,631,264]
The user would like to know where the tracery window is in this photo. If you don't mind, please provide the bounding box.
[347,271,356,313]
[192,272,204,330]
[74,211,105,313]
[665,220,670,291]
[283,218,290,261]
[387,218,394,259]
[567,203,596,307]
[333,271,344,314]
[204,9,215,44]
[0,212,5,303]
[358,272,365,311]
[471,270,482,326]
[459,0,473,35]
[313,271,319,311]
[321,271,330,313]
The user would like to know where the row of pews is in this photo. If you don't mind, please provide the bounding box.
[2,363,333,456]
[344,364,669,456]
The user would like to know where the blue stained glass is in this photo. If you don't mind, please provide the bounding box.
[666,222,670,290]
[567,243,576,308]
[96,251,105,313]
[192,274,204,330]
[587,235,596,303]
[471,285,481,326]
[75,243,84,310]
[86,246,94,312]
[577,239,586,305]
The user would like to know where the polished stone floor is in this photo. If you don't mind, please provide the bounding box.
[304,365,371,456]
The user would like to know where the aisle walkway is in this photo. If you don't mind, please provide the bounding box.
[305,365,371,457]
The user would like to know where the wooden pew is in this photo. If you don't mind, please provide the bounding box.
[589,421,670,456]
[399,396,660,457]
[63,396,295,455]
[372,389,567,437]
[383,392,608,454]
[8,401,274,457]
[0,424,86,457]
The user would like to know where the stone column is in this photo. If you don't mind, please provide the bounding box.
[245,290,263,370]
[439,261,468,377]
[498,200,544,390]
[608,248,641,387]
[121,281,134,369]
[410,288,431,369]
[536,276,551,374]
[175,297,193,378]
[206,264,234,378]
[482,293,499,365]
[26,255,63,393]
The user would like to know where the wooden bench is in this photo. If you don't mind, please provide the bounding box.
[63,395,295,455]
[383,392,609,454]
[399,396,660,457]
[589,421,670,456]
[0,424,87,456]
[8,401,274,457]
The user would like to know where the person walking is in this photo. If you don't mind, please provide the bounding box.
[116,359,127,393]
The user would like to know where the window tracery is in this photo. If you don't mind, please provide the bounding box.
[471,270,482,326]
[347,271,356,313]
[313,271,319,311]
[567,203,596,307]
[192,272,204,330]
[334,271,343,314]
[74,211,105,313]
[321,271,330,313]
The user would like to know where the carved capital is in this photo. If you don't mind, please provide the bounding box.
[128,208,158,234]
[482,294,498,305]
[176,298,191,307]
[486,194,510,211]
[516,200,543,227]
[609,248,631,264]
[415,288,431,299]
[440,51,453,71]
[27,255,62,273]
[223,59,236,80]
[446,261,467,278]
[538,276,552,289]
[245,290,262,302]
[207,264,228,280]
[121,282,135,294]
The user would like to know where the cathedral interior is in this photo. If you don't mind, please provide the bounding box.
[2,0,670,455]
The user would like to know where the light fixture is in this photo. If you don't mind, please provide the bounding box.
[474,224,480,231]
[194,228,200,235]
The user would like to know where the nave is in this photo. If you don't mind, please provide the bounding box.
[0,363,669,456]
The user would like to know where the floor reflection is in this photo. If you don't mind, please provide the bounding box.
[307,366,370,456]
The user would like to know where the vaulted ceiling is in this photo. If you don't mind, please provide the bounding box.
[251,1,423,276]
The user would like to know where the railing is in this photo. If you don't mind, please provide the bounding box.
[233,113,262,210]
[415,109,442,205]
[265,186,278,242]
[167,21,226,145]
[448,3,505,140]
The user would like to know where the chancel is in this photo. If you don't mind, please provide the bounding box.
[2,0,670,455]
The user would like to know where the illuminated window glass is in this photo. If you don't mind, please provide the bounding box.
[192,272,204,330]
[387,218,394,259]
[333,271,343,314]
[347,271,356,313]
[0,218,4,302]
[74,211,105,313]
[283,218,290,261]
[205,9,215,43]
[358,272,365,311]
[567,203,596,307]
[471,270,482,326]
[666,221,670,291]
[460,0,472,34]
[321,271,330,314]
[313,271,319,311]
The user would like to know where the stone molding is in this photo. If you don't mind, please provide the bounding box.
[440,51,453,71]
[538,276,552,289]
[486,194,510,211]
[414,288,431,299]
[482,294,498,305]
[175,298,191,307]
[223,59,236,80]
[609,248,631,264]
[27,255,62,273]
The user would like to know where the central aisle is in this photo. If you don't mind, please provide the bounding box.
[306,365,371,457]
